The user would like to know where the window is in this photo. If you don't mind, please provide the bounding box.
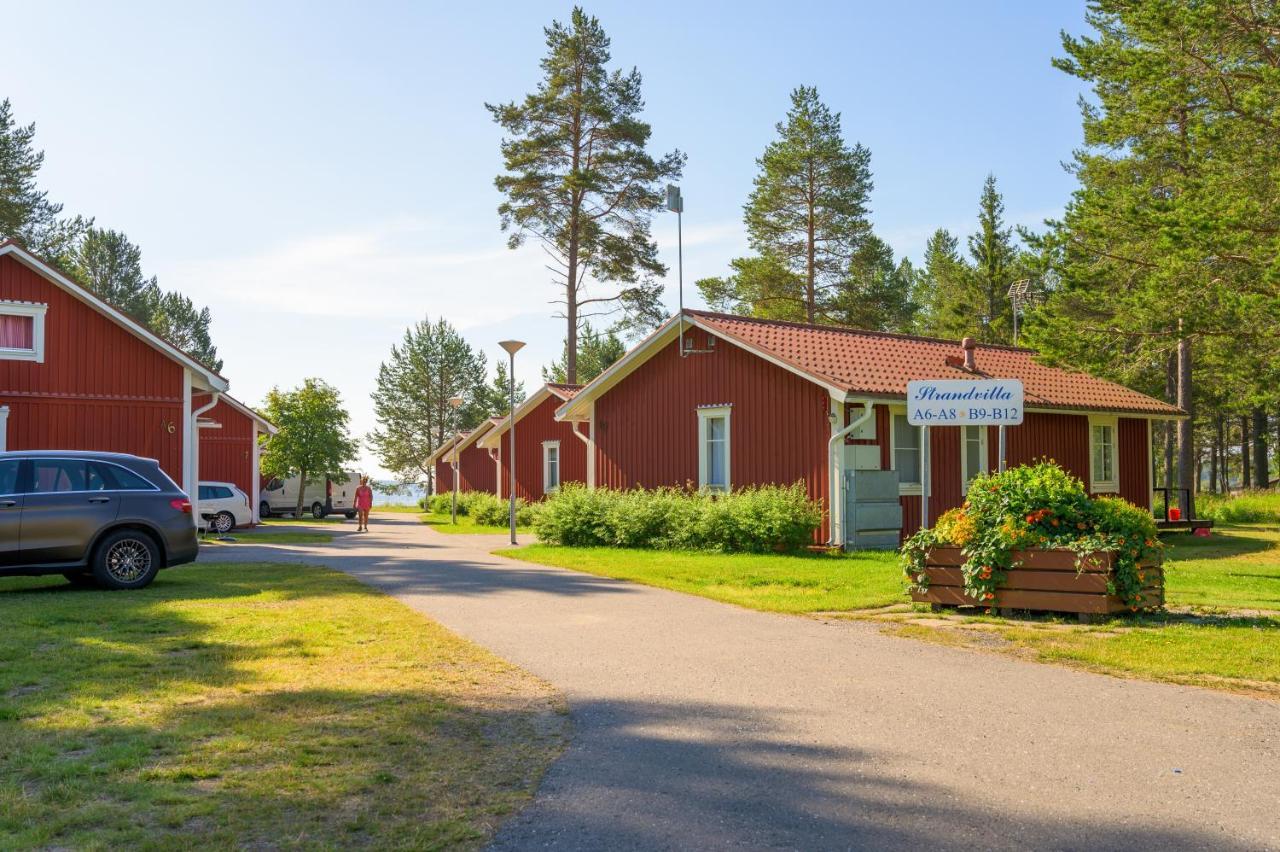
[542,441,561,493]
[0,460,18,495]
[30,459,109,493]
[107,465,157,491]
[961,425,989,493]
[1090,416,1118,492]
[0,302,47,363]
[697,406,732,492]
[891,412,922,494]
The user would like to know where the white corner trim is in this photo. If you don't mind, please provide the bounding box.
[0,301,47,363]
[0,404,9,452]
[697,405,732,492]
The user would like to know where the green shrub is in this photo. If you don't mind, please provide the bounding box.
[533,482,822,552]
[1197,490,1280,524]
[470,493,540,527]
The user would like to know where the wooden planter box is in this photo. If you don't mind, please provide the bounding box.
[910,546,1163,615]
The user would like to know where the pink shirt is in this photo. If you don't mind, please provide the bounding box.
[354,485,373,510]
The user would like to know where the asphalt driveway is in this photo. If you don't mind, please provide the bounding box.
[203,515,1280,850]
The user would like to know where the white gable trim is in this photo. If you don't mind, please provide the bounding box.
[479,386,554,449]
[0,242,228,392]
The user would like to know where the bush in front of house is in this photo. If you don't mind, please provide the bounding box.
[901,461,1162,609]
[533,483,822,553]
[469,493,540,527]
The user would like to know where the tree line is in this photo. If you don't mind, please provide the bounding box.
[0,99,221,370]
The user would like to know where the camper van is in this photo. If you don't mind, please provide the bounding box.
[259,471,362,519]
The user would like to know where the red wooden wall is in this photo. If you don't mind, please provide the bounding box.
[434,442,496,495]
[494,394,587,501]
[593,332,833,541]
[1117,417,1151,507]
[197,396,258,500]
[0,254,185,479]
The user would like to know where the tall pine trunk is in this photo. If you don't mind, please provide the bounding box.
[1242,416,1252,488]
[1209,424,1218,494]
[1163,349,1176,492]
[1253,408,1269,488]
[1176,334,1194,518]
[806,166,816,323]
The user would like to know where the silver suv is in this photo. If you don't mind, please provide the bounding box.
[0,451,199,589]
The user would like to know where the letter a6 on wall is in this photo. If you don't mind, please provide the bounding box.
[906,379,1025,426]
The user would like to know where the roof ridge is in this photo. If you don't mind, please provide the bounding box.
[686,309,1036,354]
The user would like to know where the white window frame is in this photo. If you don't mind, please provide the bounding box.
[1089,415,1119,493]
[0,301,47,363]
[889,406,927,496]
[542,440,561,493]
[697,405,732,492]
[961,424,989,495]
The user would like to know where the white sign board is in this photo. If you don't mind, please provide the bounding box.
[906,379,1024,426]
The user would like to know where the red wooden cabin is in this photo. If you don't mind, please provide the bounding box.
[555,310,1182,547]
[0,240,233,522]
[478,383,586,501]
[429,419,499,495]
[197,394,277,522]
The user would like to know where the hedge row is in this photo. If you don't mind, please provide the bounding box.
[425,491,539,526]
[533,483,822,552]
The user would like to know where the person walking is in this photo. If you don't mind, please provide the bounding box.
[354,476,374,532]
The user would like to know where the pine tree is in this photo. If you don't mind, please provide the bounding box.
[729,86,874,323]
[488,7,684,383]
[914,228,969,338]
[966,175,1018,343]
[478,359,527,417]
[696,255,806,322]
[68,227,161,321]
[367,318,487,489]
[542,323,625,384]
[0,99,89,260]
[147,291,221,373]
[825,235,917,332]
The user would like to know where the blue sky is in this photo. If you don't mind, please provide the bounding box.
[4,1,1088,475]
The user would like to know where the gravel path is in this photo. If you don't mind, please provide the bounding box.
[204,515,1280,851]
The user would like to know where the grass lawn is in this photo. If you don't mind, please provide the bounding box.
[879,525,1280,697]
[420,512,532,536]
[502,545,903,613]
[0,562,566,849]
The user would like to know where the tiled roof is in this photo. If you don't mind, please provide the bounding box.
[688,310,1181,416]
[546,382,583,401]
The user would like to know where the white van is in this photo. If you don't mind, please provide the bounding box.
[259,471,361,519]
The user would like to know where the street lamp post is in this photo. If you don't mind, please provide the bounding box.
[498,340,525,545]
[447,396,463,524]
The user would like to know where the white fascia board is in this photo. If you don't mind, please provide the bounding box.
[479,387,552,448]
[555,315,686,421]
[0,243,229,393]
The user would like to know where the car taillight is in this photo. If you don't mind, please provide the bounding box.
[170,498,191,514]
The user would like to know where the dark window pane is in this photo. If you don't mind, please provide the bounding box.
[102,464,156,491]
[0,460,18,495]
[32,460,87,493]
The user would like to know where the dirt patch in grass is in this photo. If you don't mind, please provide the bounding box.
[0,562,567,849]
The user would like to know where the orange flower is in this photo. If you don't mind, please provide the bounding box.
[983,592,995,601]
[1050,519,1059,527]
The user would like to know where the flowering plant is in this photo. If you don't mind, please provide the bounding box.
[901,461,1163,610]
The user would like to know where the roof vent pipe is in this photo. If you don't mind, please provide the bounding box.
[961,337,976,372]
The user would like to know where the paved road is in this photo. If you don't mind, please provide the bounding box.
[206,516,1279,850]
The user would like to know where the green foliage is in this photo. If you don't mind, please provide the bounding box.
[476,358,526,418]
[696,254,807,322]
[534,483,822,553]
[261,379,359,517]
[147,290,221,373]
[488,7,684,382]
[67,227,160,322]
[0,98,88,260]
[1197,491,1280,525]
[826,235,919,333]
[368,317,488,489]
[901,462,1163,610]
[542,323,625,384]
[469,493,540,528]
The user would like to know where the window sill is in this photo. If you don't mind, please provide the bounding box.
[1092,482,1119,494]
[899,484,923,497]
[0,348,41,362]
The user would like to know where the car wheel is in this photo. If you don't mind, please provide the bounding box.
[345,511,356,520]
[92,530,161,590]
[213,511,236,534]
[63,572,97,588]
[312,502,326,519]
[259,501,272,519]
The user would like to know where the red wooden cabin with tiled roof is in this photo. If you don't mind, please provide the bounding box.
[428,419,499,496]
[555,310,1182,547]
[478,383,585,501]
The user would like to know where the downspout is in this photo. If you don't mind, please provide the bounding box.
[191,392,221,529]
[827,398,875,547]
[570,420,591,488]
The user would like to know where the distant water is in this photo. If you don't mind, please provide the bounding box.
[373,483,426,506]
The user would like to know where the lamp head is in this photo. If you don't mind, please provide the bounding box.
[498,340,526,356]
[448,396,464,409]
